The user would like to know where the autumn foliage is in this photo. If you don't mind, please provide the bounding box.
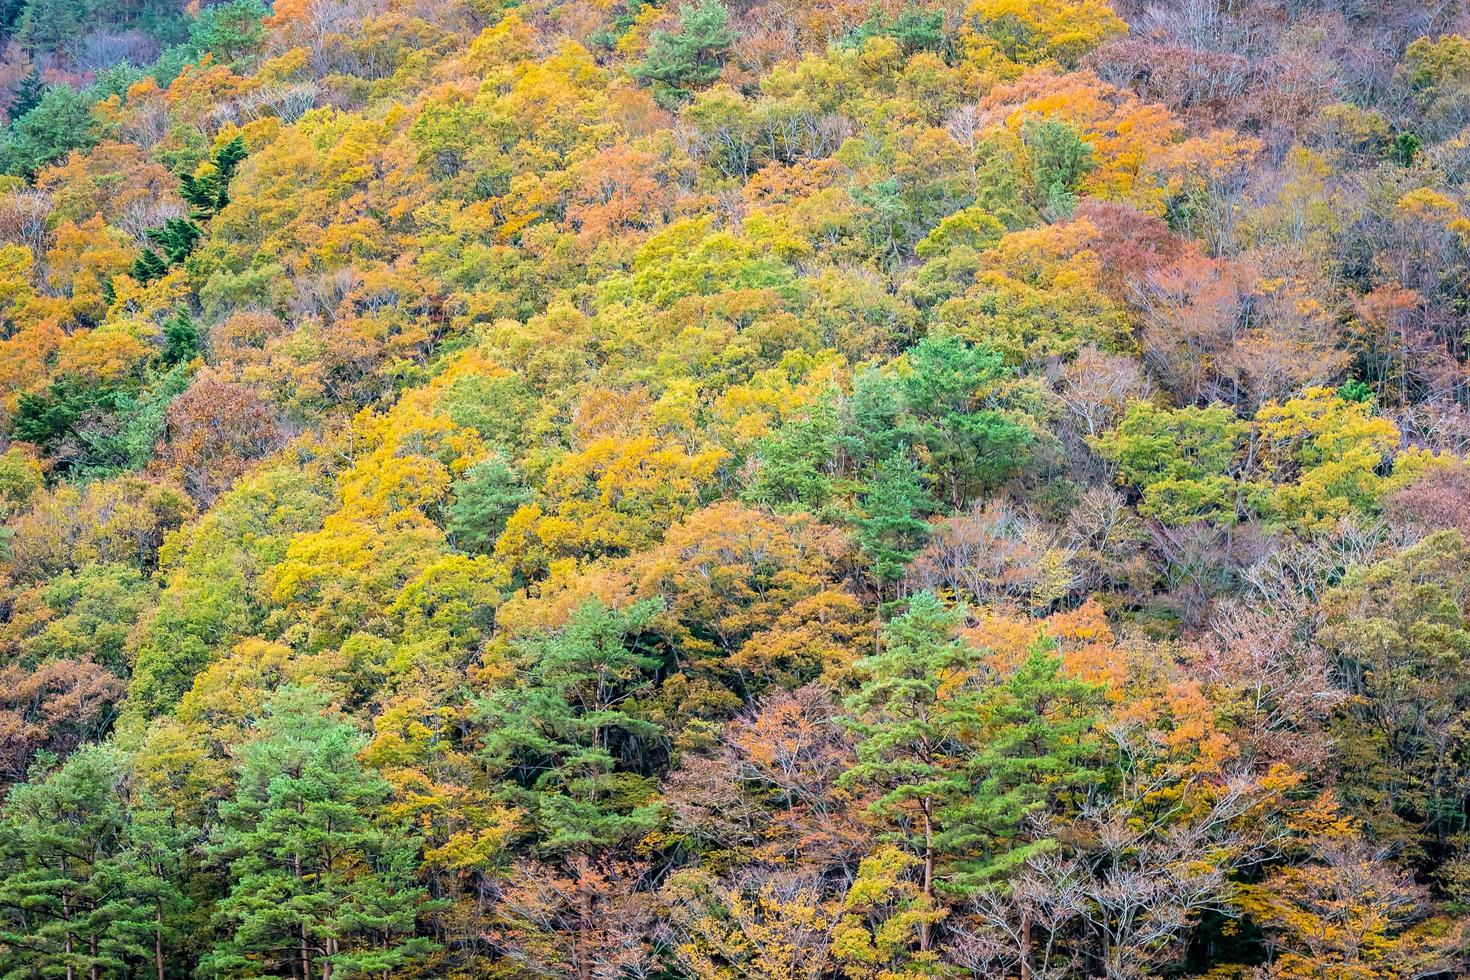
[3,0,1470,977]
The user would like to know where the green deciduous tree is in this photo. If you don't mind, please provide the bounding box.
[1322,531,1470,853]
[1093,401,1249,526]
[20,562,155,672]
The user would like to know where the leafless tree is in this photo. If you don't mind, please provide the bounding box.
[1053,344,1153,442]
[244,83,322,124]
[906,501,1080,613]
[75,30,157,74]
[0,187,53,254]
[951,776,1289,979]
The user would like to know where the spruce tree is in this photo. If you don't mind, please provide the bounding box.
[160,309,200,366]
[180,137,247,219]
[145,218,203,266]
[8,69,45,120]
[130,248,168,284]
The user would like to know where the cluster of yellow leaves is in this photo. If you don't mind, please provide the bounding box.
[1239,796,1466,979]
[937,217,1132,362]
[268,353,500,650]
[960,0,1127,71]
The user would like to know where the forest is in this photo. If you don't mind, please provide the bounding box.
[3,0,1470,976]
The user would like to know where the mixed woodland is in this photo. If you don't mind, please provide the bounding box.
[6,0,1470,976]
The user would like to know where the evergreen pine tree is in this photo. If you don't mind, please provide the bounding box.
[446,456,531,553]
[631,0,736,107]
[841,599,1112,957]
[937,638,1109,892]
[744,397,840,512]
[899,333,1033,507]
[0,84,99,176]
[853,452,933,597]
[101,794,194,980]
[15,0,88,56]
[839,591,980,951]
[202,687,435,978]
[478,599,666,854]
[0,747,152,979]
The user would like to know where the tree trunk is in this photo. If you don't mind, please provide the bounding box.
[1020,912,1032,980]
[920,798,934,953]
[61,881,74,980]
[155,904,166,980]
[297,851,311,980]
[297,793,311,980]
[577,869,592,980]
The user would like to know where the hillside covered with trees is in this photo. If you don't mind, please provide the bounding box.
[5,0,1470,976]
